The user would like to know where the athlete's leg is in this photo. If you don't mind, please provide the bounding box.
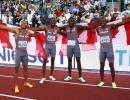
[39,45,49,84]
[64,46,73,81]
[98,50,106,87]
[109,62,117,88]
[23,64,28,83]
[42,46,49,78]
[100,61,105,82]
[109,62,115,82]
[99,50,107,82]
[67,46,73,77]
[64,57,72,81]
[68,57,72,77]
[14,67,20,93]
[22,52,33,88]
[50,45,56,76]
[14,51,21,93]
[107,50,115,82]
[76,57,82,77]
[76,57,86,83]
[42,58,47,77]
[50,57,55,76]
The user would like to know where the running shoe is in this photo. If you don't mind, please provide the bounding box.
[24,82,33,88]
[49,76,56,81]
[15,86,20,94]
[39,77,46,84]
[79,77,86,83]
[98,81,104,87]
[112,82,117,89]
[64,76,72,81]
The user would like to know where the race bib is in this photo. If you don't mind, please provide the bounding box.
[18,41,27,48]
[100,36,110,43]
[47,35,55,41]
[68,40,76,46]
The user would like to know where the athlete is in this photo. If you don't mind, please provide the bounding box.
[30,17,58,84]
[59,17,100,83]
[0,21,34,93]
[96,17,130,88]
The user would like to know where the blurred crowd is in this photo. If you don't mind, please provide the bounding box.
[1,0,130,27]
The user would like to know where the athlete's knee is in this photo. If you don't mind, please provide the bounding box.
[43,58,47,66]
[76,57,81,63]
[68,57,72,62]
[51,57,55,63]
[100,62,105,68]
[109,62,114,66]
[109,62,115,70]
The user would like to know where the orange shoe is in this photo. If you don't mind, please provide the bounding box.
[15,86,20,94]
[24,82,33,88]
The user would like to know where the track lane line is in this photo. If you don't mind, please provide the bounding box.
[0,74,130,90]
[0,93,36,100]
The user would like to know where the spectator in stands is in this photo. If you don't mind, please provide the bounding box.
[81,12,91,23]
[2,12,8,24]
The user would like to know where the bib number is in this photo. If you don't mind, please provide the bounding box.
[18,41,27,48]
[47,35,55,41]
[68,40,76,46]
[100,36,110,43]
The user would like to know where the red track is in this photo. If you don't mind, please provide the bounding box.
[0,66,130,100]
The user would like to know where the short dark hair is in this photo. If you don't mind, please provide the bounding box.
[68,17,75,23]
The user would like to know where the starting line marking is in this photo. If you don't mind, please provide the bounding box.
[0,93,36,100]
[0,74,130,91]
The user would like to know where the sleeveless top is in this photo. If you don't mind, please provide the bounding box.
[97,26,113,50]
[15,30,28,51]
[66,26,79,46]
[45,26,57,47]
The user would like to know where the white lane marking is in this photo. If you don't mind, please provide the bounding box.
[0,93,36,100]
[0,74,130,90]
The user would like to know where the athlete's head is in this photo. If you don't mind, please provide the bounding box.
[68,17,76,27]
[100,16,107,26]
[20,20,28,29]
[50,17,57,27]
